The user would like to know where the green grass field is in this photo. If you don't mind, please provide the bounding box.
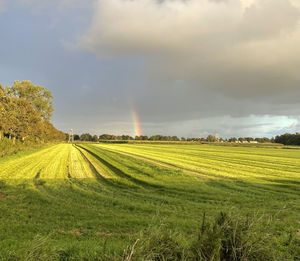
[0,143,299,260]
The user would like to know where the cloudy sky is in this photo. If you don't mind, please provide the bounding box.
[1,0,300,138]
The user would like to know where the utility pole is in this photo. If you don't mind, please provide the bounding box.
[68,129,74,143]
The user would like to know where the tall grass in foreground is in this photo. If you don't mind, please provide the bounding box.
[123,212,298,261]
[19,212,299,261]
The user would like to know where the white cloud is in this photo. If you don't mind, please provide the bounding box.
[288,117,300,130]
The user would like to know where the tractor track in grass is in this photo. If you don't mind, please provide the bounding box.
[86,144,226,181]
[73,145,125,188]
[76,145,164,189]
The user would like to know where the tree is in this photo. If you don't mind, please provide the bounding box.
[150,135,163,141]
[0,94,42,143]
[1,81,65,144]
[80,133,93,141]
[275,133,300,145]
[0,85,7,140]
[0,84,5,97]
[207,135,217,142]
[42,122,66,142]
[92,135,99,142]
[99,134,117,140]
[121,135,133,140]
[6,80,54,121]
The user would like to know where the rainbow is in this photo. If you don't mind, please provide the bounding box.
[132,109,142,137]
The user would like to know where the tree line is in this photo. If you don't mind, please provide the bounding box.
[274,133,300,146]
[76,134,181,142]
[0,80,65,143]
[72,133,277,143]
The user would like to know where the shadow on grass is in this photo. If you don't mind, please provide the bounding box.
[77,145,164,190]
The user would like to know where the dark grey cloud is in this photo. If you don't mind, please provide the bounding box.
[75,0,300,117]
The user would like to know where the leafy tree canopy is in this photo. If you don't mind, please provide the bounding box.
[6,80,54,121]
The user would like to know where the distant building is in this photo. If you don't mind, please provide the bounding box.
[242,141,249,143]
[250,141,258,143]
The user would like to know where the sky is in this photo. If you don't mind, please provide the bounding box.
[1,0,300,138]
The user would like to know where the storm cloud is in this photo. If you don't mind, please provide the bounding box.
[77,0,300,113]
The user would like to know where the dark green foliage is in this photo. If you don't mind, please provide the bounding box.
[80,133,93,141]
[96,134,276,144]
[275,133,300,146]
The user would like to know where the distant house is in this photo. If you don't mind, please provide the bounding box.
[242,141,249,143]
[250,141,258,144]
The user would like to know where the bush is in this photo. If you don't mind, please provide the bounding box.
[124,212,284,261]
[0,138,25,157]
[189,212,275,261]
[123,223,186,261]
[0,137,55,158]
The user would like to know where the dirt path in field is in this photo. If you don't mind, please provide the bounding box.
[87,145,212,180]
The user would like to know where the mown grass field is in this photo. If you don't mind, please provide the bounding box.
[0,143,299,260]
